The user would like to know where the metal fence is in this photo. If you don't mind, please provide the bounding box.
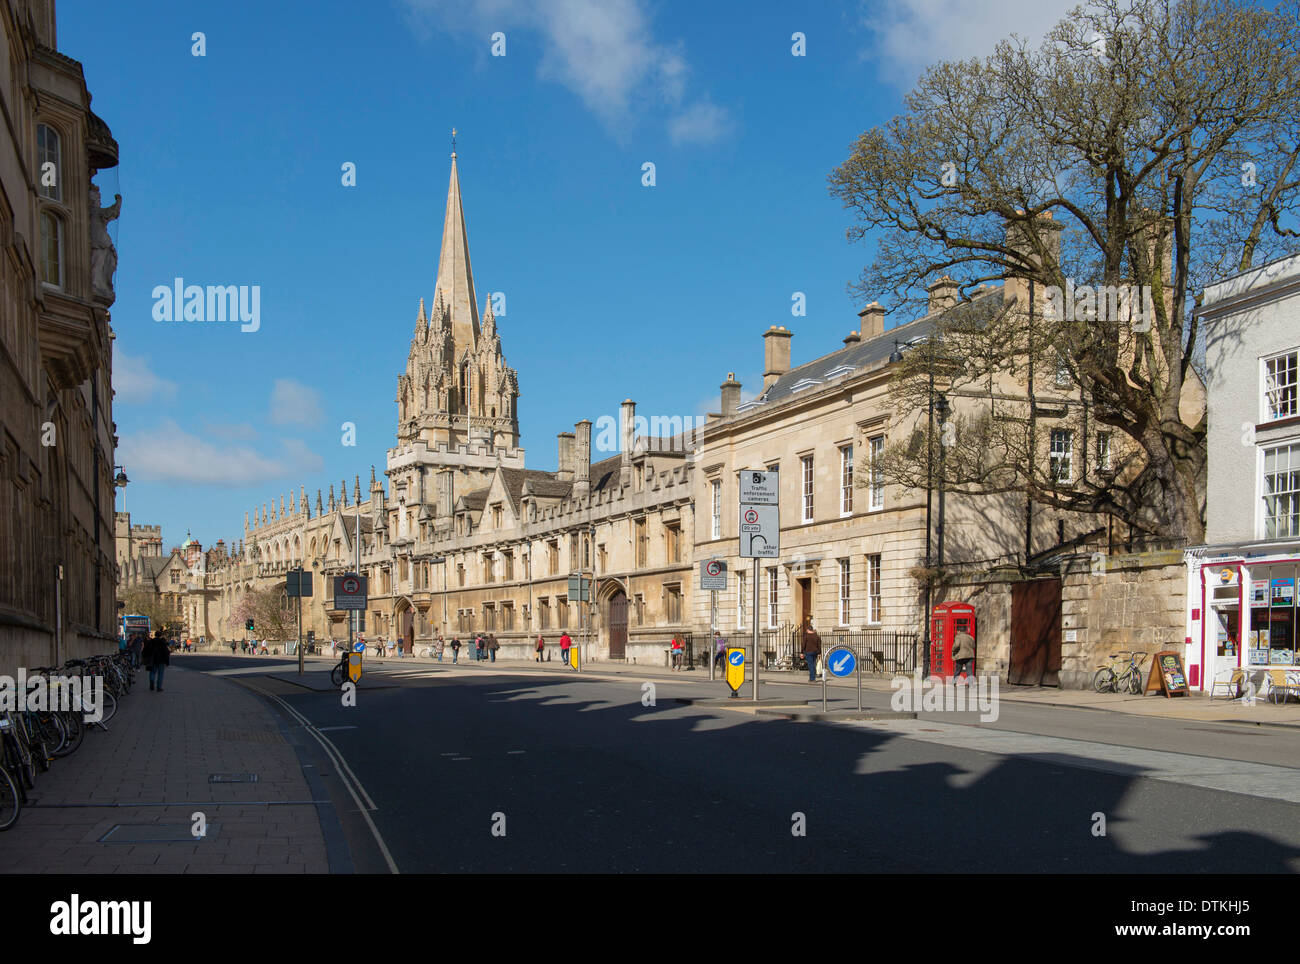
[679,627,919,675]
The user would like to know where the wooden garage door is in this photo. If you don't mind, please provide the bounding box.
[1009,578,1062,686]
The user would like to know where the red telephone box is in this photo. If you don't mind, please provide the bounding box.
[930,602,976,680]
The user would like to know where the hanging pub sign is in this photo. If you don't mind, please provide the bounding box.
[1144,650,1189,698]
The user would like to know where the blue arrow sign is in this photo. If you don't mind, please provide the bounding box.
[828,648,856,677]
[728,650,745,667]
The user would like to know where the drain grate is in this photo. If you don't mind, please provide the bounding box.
[216,729,284,744]
[208,773,259,783]
[100,823,220,843]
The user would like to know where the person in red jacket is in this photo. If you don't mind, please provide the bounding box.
[535,635,546,662]
[559,631,572,667]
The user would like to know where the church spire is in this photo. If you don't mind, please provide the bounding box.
[434,145,480,352]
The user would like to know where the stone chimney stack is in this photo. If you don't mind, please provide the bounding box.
[720,373,741,416]
[573,419,592,501]
[927,277,960,315]
[1004,210,1062,308]
[556,432,575,481]
[858,302,885,340]
[843,332,862,347]
[763,326,793,390]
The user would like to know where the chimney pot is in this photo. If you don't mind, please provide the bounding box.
[857,302,885,340]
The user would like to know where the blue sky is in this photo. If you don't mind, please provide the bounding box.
[64,0,1078,550]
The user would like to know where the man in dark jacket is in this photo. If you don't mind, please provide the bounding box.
[488,633,499,663]
[801,618,822,683]
[143,631,171,692]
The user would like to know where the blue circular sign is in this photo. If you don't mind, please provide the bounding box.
[728,650,745,667]
[827,648,856,677]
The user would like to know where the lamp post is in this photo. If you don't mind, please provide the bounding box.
[890,341,937,676]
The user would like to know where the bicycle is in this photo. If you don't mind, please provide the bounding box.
[1092,652,1144,696]
[1115,652,1149,694]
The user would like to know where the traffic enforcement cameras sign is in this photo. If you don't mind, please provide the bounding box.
[739,470,780,558]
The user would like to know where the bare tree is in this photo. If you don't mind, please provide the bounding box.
[831,0,1300,545]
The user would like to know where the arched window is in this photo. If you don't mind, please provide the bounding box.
[40,210,62,287]
[36,123,61,201]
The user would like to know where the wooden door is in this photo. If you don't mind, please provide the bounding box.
[1009,579,1062,686]
[609,592,628,659]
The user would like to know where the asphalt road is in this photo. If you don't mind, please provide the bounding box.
[186,654,1300,873]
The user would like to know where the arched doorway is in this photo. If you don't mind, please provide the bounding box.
[608,590,628,660]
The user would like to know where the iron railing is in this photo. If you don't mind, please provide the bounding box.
[678,627,919,674]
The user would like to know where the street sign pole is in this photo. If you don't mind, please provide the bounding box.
[709,589,716,683]
[857,642,863,711]
[823,654,828,713]
[752,558,759,701]
[297,589,303,676]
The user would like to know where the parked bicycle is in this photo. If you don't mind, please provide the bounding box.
[0,651,134,832]
[1092,651,1148,694]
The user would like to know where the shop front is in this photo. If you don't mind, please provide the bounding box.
[1189,552,1299,693]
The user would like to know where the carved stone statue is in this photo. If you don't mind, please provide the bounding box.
[89,184,121,303]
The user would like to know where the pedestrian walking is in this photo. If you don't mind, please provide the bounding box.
[535,635,545,662]
[801,617,822,683]
[488,633,499,663]
[714,630,727,668]
[450,636,461,663]
[475,633,485,661]
[670,634,684,671]
[143,631,170,692]
[559,631,572,668]
[436,634,445,662]
[230,640,237,655]
[128,633,144,669]
[952,628,976,683]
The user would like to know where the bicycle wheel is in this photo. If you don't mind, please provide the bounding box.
[38,713,66,756]
[53,712,82,757]
[1092,668,1115,693]
[23,717,50,772]
[330,664,344,687]
[0,762,19,831]
[1125,669,1144,695]
[95,688,118,724]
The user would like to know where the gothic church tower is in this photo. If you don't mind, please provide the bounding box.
[387,144,525,543]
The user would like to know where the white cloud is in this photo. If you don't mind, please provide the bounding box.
[201,419,259,441]
[668,99,733,146]
[270,379,323,428]
[112,346,176,404]
[118,420,323,485]
[862,0,1077,82]
[402,0,733,141]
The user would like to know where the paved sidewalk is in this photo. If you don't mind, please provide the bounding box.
[0,665,332,873]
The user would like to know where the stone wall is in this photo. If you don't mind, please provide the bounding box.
[1058,550,1186,690]
[940,550,1187,689]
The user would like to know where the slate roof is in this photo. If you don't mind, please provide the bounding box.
[747,288,1005,410]
[501,468,571,510]
[590,454,622,493]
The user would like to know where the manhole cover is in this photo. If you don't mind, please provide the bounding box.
[100,823,220,843]
[208,773,259,783]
